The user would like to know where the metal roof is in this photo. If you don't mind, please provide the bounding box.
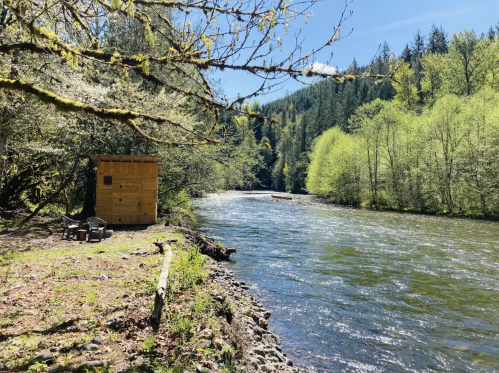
[89,154,164,176]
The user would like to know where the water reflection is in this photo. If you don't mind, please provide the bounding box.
[195,192,499,372]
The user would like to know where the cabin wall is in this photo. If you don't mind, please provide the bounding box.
[96,161,158,224]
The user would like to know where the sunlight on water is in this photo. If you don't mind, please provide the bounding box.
[194,192,499,373]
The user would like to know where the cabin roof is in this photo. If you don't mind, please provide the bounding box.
[89,154,163,176]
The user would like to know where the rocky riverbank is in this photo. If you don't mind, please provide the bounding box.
[205,257,307,373]
[0,223,311,373]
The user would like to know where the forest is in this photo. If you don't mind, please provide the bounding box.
[2,0,499,222]
[259,24,499,217]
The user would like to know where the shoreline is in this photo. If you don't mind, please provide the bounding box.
[180,227,310,373]
[205,256,309,373]
[258,192,499,221]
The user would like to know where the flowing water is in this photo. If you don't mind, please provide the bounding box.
[194,192,499,373]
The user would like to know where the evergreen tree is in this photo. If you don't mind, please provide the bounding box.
[487,26,496,41]
[428,24,449,54]
[411,29,426,101]
[401,44,412,64]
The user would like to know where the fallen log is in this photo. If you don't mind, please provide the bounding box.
[175,227,236,261]
[150,243,173,324]
[271,194,292,200]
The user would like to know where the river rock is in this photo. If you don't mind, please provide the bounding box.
[49,365,75,373]
[33,351,54,363]
[252,346,265,357]
[248,358,260,369]
[76,361,103,372]
[263,333,280,345]
[92,336,103,345]
[79,343,99,351]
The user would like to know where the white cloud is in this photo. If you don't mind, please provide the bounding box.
[310,62,337,75]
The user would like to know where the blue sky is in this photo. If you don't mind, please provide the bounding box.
[212,0,499,104]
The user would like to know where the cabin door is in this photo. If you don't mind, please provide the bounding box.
[114,181,142,224]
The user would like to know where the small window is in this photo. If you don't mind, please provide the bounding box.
[104,176,112,185]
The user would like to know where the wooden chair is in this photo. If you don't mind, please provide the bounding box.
[61,216,81,239]
[86,217,107,242]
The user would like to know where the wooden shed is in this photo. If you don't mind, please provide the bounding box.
[90,155,163,225]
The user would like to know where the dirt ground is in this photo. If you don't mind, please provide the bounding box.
[0,223,204,372]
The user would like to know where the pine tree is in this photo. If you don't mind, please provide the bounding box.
[428,24,449,54]
[487,26,496,41]
[411,29,426,101]
[401,44,412,64]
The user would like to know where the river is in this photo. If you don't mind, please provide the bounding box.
[194,192,499,373]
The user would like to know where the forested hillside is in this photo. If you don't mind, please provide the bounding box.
[304,26,499,216]
[257,24,499,209]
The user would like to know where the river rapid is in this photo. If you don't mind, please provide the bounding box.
[194,192,499,373]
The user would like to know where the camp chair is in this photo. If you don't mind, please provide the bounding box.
[61,216,81,239]
[86,217,107,242]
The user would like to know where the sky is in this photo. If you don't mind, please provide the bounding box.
[212,0,499,104]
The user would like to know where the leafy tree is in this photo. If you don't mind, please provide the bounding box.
[445,30,489,95]
[392,62,419,110]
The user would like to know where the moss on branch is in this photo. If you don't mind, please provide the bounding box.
[0,78,219,146]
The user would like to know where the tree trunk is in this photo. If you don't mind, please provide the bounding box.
[20,157,81,226]
[81,160,96,217]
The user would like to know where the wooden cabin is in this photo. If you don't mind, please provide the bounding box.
[89,155,163,225]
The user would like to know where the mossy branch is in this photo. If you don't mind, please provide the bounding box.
[0,78,219,146]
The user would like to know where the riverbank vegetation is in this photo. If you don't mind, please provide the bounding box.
[261,25,499,217]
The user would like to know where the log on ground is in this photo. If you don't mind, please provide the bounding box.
[175,227,236,261]
[150,243,173,324]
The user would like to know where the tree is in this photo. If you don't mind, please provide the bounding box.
[401,44,412,65]
[428,24,449,54]
[487,27,496,41]
[421,52,446,106]
[392,62,419,110]
[411,28,426,100]
[446,29,489,95]
[0,0,370,147]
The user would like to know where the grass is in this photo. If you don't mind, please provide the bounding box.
[0,227,242,373]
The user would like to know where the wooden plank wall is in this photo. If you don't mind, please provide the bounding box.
[96,161,158,224]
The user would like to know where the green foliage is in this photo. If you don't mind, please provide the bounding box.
[260,24,499,196]
[307,86,499,216]
[170,315,193,342]
[167,245,206,300]
[393,62,419,110]
[221,354,244,373]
